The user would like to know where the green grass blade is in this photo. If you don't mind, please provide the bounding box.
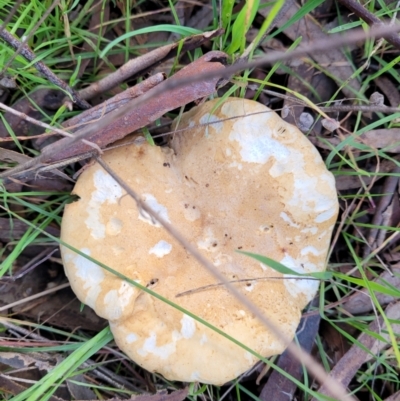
[11,328,113,401]
[100,25,201,58]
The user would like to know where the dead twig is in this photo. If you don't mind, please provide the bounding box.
[1,0,61,77]
[0,283,70,313]
[338,0,400,50]
[78,28,224,100]
[0,247,58,281]
[318,104,398,113]
[252,87,400,113]
[0,0,24,63]
[0,102,101,152]
[0,29,90,109]
[44,51,226,161]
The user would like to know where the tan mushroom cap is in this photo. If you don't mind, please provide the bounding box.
[61,97,338,385]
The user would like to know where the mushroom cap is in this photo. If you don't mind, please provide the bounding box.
[61,97,338,385]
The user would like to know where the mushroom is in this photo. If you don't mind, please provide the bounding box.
[61,97,338,385]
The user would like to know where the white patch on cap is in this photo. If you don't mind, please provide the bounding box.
[103,290,120,320]
[137,331,178,359]
[200,334,208,345]
[199,113,223,134]
[190,371,201,381]
[244,351,254,363]
[112,245,124,256]
[62,249,73,262]
[287,174,317,208]
[320,172,336,186]
[138,194,170,227]
[197,228,218,252]
[85,169,123,239]
[280,254,319,300]
[268,340,284,352]
[301,246,320,256]
[103,281,137,321]
[315,208,337,223]
[280,212,300,228]
[126,333,138,343]
[229,119,290,164]
[301,227,318,235]
[228,161,243,170]
[106,217,123,236]
[149,240,172,258]
[180,314,196,339]
[287,174,337,222]
[73,248,104,308]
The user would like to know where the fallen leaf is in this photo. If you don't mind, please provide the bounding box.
[343,266,400,314]
[311,301,400,400]
[358,129,400,152]
[259,299,320,400]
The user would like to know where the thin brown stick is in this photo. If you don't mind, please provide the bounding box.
[1,0,61,76]
[317,104,399,113]
[0,283,70,313]
[0,0,24,56]
[0,102,101,153]
[176,275,320,298]
[0,248,58,281]
[78,28,223,100]
[338,0,400,50]
[94,155,355,401]
[0,29,90,109]
[256,87,400,114]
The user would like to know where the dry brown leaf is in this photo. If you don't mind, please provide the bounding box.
[384,389,400,401]
[0,88,64,149]
[40,51,227,165]
[358,129,400,152]
[375,76,400,108]
[259,299,321,401]
[343,267,400,314]
[311,301,400,400]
